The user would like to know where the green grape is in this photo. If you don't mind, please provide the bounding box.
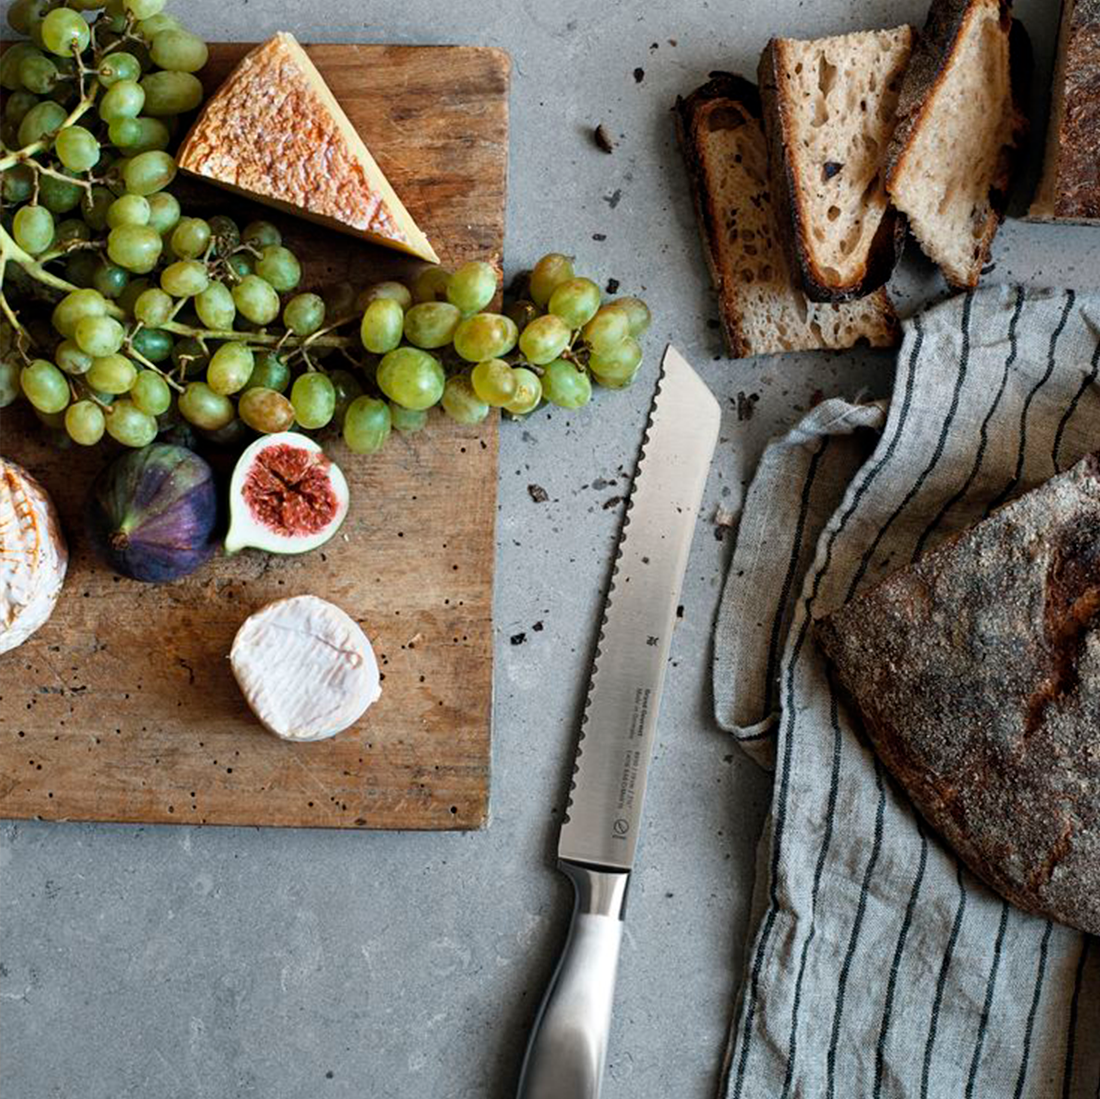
[446,260,498,315]
[452,313,518,363]
[134,286,173,325]
[592,366,637,389]
[207,342,254,396]
[343,396,391,454]
[140,70,203,115]
[93,261,130,299]
[172,338,208,378]
[20,359,69,413]
[160,259,208,298]
[105,399,157,447]
[542,359,592,409]
[98,51,141,86]
[358,281,413,312]
[195,281,235,330]
[1,42,40,90]
[255,245,300,292]
[242,220,281,249]
[146,192,180,234]
[52,288,107,338]
[107,224,162,273]
[12,205,54,255]
[149,29,208,73]
[19,53,58,94]
[130,327,172,363]
[589,337,642,382]
[290,372,336,429]
[328,369,363,425]
[284,292,325,337]
[360,298,403,353]
[232,275,280,325]
[99,79,145,123]
[518,314,571,365]
[65,400,105,445]
[116,277,150,315]
[581,306,629,354]
[208,215,239,256]
[137,12,179,36]
[125,0,166,21]
[107,193,151,228]
[242,351,289,394]
[0,361,21,408]
[87,352,136,393]
[441,375,489,425]
[178,381,234,430]
[608,296,651,336]
[64,251,99,287]
[504,299,540,331]
[227,253,254,280]
[107,117,140,150]
[82,185,114,231]
[530,253,574,307]
[123,150,176,195]
[239,387,295,434]
[18,99,65,145]
[376,346,445,410]
[389,402,427,434]
[412,266,450,303]
[470,358,517,407]
[54,217,89,244]
[41,8,90,56]
[130,369,171,416]
[170,217,211,259]
[548,277,601,329]
[124,116,171,154]
[54,125,99,171]
[75,315,125,358]
[4,89,38,128]
[37,171,82,214]
[2,164,34,204]
[504,366,542,416]
[55,340,93,376]
[403,302,461,350]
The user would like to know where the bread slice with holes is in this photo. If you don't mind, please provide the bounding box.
[758,27,914,302]
[885,0,1029,288]
[674,74,899,359]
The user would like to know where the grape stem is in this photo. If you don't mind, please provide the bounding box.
[126,345,185,393]
[0,88,99,173]
[159,320,354,351]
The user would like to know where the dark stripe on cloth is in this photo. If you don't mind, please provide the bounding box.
[1013,921,1055,1099]
[1062,938,1092,1099]
[964,901,1011,1099]
[1052,337,1100,473]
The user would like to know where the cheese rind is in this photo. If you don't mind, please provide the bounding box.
[177,33,440,263]
[230,594,381,741]
[0,459,68,656]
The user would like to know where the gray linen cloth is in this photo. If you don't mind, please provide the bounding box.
[714,285,1100,1098]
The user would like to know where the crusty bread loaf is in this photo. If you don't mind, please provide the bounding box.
[758,27,913,302]
[816,452,1100,936]
[1029,0,1100,222]
[674,74,899,359]
[885,0,1028,288]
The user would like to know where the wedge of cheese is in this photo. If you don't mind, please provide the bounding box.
[177,33,439,263]
[0,458,67,656]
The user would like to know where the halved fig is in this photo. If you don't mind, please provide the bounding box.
[225,432,349,554]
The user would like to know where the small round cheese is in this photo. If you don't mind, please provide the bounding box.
[230,594,381,741]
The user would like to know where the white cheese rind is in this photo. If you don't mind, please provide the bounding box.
[230,594,381,741]
[0,459,68,656]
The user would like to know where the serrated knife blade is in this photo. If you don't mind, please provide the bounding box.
[516,346,720,1099]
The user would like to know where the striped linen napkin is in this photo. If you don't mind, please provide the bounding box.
[714,285,1100,1098]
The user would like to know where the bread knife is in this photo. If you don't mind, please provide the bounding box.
[516,345,721,1098]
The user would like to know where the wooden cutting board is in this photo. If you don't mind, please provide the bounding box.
[0,43,510,830]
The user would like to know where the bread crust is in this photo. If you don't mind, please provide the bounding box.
[758,38,908,304]
[816,453,1100,935]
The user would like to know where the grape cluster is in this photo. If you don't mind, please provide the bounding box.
[0,0,652,460]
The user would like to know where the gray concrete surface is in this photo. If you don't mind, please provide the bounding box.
[0,0,1089,1096]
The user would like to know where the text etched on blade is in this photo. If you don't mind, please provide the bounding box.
[612,686,651,841]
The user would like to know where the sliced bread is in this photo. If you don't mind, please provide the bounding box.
[674,74,899,359]
[758,27,914,302]
[884,0,1028,288]
[1029,0,1100,222]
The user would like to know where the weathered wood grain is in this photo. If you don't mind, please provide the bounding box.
[0,42,510,830]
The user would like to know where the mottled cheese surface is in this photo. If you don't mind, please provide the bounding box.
[230,594,381,741]
[178,32,439,262]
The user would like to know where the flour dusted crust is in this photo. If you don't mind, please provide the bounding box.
[177,33,439,262]
[816,453,1100,935]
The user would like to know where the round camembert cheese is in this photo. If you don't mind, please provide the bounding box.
[0,458,68,656]
[230,594,381,741]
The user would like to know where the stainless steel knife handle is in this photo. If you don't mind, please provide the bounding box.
[517,862,629,1099]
